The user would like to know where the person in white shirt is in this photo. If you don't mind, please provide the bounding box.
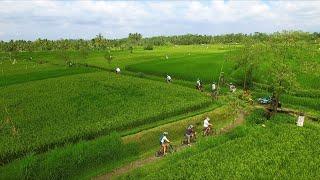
[166,75,172,83]
[212,82,216,91]
[196,79,202,91]
[212,82,217,98]
[229,83,236,93]
[159,132,171,155]
[203,117,212,136]
[115,67,121,74]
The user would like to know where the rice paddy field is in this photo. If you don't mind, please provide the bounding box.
[0,44,319,179]
[0,67,210,164]
[120,110,320,179]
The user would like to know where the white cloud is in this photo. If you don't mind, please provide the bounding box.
[0,0,319,40]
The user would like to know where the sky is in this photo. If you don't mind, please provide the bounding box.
[0,0,320,41]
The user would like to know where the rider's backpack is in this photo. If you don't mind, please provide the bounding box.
[159,135,164,145]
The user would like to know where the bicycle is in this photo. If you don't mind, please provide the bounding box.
[155,144,175,157]
[181,132,197,145]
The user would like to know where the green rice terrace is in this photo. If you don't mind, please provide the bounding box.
[0,32,320,179]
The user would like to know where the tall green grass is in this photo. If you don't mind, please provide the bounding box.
[0,60,97,87]
[0,133,138,180]
[0,71,211,164]
[126,52,233,84]
[120,110,320,179]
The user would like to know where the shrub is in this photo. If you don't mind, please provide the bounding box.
[246,109,267,125]
[143,44,154,50]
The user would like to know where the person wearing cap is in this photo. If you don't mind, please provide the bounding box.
[166,75,172,83]
[185,125,195,146]
[159,132,171,155]
[115,67,121,74]
[203,117,212,136]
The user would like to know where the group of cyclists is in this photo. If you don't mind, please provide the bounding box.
[158,116,213,156]
[166,74,236,94]
[160,76,238,156]
[115,68,236,94]
[113,69,235,156]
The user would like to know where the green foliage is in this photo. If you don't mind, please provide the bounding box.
[0,133,138,179]
[0,42,319,178]
[127,51,233,84]
[104,49,112,64]
[143,44,154,50]
[0,60,97,87]
[121,113,320,179]
[229,42,263,89]
[57,49,71,65]
[2,31,319,52]
[128,45,133,53]
[246,109,267,125]
[0,71,210,164]
[79,47,89,61]
[128,33,142,46]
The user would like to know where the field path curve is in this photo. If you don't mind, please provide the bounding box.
[94,111,246,180]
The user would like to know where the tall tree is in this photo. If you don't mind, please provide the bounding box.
[266,41,297,115]
[128,33,142,53]
[128,33,142,46]
[230,41,262,90]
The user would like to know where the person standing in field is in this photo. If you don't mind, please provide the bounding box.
[115,67,121,74]
[203,117,212,136]
[159,132,171,155]
[166,75,172,83]
[212,82,217,97]
[229,83,236,93]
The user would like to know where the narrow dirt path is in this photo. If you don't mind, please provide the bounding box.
[94,111,245,180]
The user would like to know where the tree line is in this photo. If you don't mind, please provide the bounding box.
[1,31,320,52]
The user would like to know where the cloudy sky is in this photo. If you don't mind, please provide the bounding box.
[1,0,320,41]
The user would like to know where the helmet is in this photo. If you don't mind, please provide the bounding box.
[163,132,168,135]
[188,125,194,129]
[206,117,210,121]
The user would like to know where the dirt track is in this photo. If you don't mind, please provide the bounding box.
[94,111,245,180]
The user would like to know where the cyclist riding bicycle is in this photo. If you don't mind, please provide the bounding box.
[185,125,196,146]
[203,117,212,136]
[159,132,171,155]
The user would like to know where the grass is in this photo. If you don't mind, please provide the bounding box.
[0,71,211,164]
[0,60,97,87]
[0,101,240,180]
[1,44,319,179]
[0,133,138,180]
[119,109,320,179]
[126,51,232,84]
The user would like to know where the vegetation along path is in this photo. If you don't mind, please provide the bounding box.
[95,110,246,180]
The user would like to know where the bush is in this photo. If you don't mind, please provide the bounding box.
[143,44,154,50]
[246,109,267,125]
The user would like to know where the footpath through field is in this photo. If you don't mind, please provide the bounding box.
[94,110,245,180]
